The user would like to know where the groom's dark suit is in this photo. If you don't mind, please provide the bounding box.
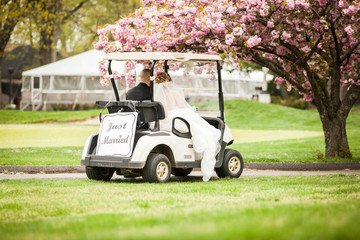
[126,82,151,101]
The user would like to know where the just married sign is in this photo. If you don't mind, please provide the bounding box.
[96,112,138,157]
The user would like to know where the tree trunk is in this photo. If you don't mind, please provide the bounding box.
[39,41,53,65]
[321,115,351,158]
[0,59,2,109]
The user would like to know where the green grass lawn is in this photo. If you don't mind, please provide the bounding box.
[0,175,359,240]
[0,109,100,124]
[1,131,358,166]
[0,100,359,165]
[224,100,360,131]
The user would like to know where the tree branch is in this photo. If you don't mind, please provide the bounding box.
[63,0,89,22]
[250,52,305,92]
[252,45,299,63]
[340,39,360,64]
[304,35,323,62]
[339,84,360,119]
[279,39,304,63]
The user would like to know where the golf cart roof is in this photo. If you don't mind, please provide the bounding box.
[103,52,222,62]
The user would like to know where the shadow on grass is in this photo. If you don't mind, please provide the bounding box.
[107,174,221,184]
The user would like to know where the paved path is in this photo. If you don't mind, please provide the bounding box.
[1,169,359,180]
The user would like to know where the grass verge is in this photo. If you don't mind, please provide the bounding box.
[0,109,100,124]
[0,175,359,239]
[0,124,98,148]
[0,147,81,165]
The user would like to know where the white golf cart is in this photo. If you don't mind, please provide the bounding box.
[81,52,244,183]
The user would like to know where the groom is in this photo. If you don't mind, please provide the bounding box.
[126,69,151,101]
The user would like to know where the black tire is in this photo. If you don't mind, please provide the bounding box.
[142,153,171,183]
[86,166,114,181]
[172,168,193,177]
[215,149,244,178]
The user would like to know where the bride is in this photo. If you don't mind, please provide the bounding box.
[154,72,221,182]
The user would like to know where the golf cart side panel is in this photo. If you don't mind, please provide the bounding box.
[130,133,196,165]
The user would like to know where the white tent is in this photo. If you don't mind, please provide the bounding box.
[23,49,106,76]
[21,50,124,110]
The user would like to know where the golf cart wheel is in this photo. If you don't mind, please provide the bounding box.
[143,153,171,183]
[215,149,244,178]
[172,168,193,177]
[86,166,114,181]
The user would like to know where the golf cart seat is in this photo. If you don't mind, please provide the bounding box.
[96,100,165,130]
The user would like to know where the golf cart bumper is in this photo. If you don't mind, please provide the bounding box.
[82,155,144,169]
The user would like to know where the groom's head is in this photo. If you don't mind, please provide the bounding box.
[140,69,150,86]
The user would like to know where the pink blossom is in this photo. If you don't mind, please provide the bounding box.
[286,84,292,92]
[276,46,287,55]
[194,67,204,75]
[338,1,346,8]
[317,0,327,6]
[285,0,295,10]
[199,0,212,4]
[175,0,185,8]
[113,71,122,81]
[227,6,237,16]
[303,93,314,101]
[125,74,134,84]
[345,25,354,36]
[343,5,360,15]
[98,61,107,76]
[271,30,280,39]
[267,21,274,28]
[274,77,286,84]
[100,78,109,87]
[246,36,262,48]
[133,18,146,28]
[225,34,235,45]
[141,0,155,5]
[94,0,360,107]
[97,28,107,36]
[218,5,226,13]
[301,46,311,53]
[100,75,111,88]
[302,81,311,89]
[124,61,136,72]
[209,75,216,81]
[233,27,243,36]
[282,32,291,40]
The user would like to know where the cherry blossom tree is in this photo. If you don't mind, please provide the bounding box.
[94,0,360,158]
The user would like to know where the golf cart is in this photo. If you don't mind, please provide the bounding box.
[81,52,244,183]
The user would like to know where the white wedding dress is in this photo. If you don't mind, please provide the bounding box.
[154,82,221,181]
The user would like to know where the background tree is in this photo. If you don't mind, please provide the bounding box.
[0,0,31,109]
[24,0,88,65]
[8,0,141,62]
[94,0,360,158]
[60,0,141,54]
